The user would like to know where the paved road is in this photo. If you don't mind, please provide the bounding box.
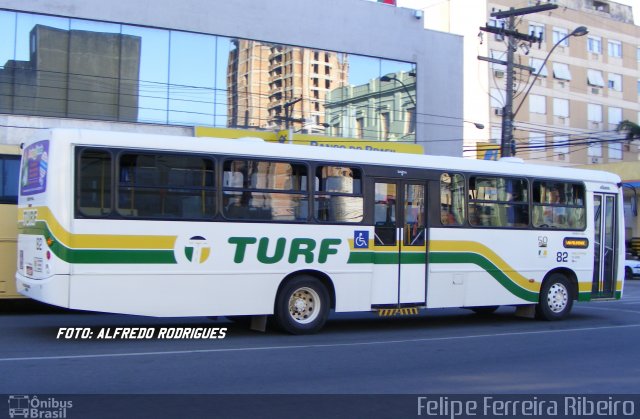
[1,281,639,397]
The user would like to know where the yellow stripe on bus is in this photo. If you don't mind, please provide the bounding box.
[19,206,176,250]
[348,239,426,252]
[430,240,542,293]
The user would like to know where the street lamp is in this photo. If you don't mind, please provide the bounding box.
[465,121,485,130]
[380,73,416,106]
[502,25,588,157]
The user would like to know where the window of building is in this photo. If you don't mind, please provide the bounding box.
[552,27,569,46]
[609,142,622,160]
[355,117,365,139]
[587,104,603,122]
[406,108,416,135]
[608,107,622,127]
[315,166,363,223]
[532,181,585,230]
[587,69,605,87]
[587,36,602,54]
[552,63,571,81]
[528,132,546,154]
[529,94,546,114]
[440,173,465,226]
[530,58,548,77]
[223,159,308,221]
[553,98,569,118]
[490,88,503,109]
[468,176,529,228]
[588,141,602,157]
[117,152,216,220]
[528,22,545,41]
[491,127,501,143]
[553,135,569,155]
[489,19,505,41]
[490,50,504,70]
[607,40,622,58]
[380,112,390,140]
[608,73,622,91]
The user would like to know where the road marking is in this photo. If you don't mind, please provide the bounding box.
[1,323,640,363]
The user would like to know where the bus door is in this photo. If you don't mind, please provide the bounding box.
[592,193,617,298]
[370,180,427,306]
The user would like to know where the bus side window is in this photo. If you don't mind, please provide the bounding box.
[77,149,112,217]
[315,166,363,223]
[440,173,465,225]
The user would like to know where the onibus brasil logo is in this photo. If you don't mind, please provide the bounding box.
[184,236,211,264]
[8,395,73,418]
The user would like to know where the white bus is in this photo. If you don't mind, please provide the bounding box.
[16,129,624,333]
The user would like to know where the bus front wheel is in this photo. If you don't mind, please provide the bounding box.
[274,275,330,334]
[535,273,574,321]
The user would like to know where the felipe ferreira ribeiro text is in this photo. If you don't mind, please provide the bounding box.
[56,327,227,339]
[417,396,635,418]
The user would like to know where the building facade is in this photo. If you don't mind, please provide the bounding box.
[486,0,639,166]
[416,0,639,244]
[0,0,465,156]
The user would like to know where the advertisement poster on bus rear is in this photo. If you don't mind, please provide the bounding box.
[20,140,49,196]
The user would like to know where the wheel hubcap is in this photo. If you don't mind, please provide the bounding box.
[547,283,568,313]
[288,287,320,324]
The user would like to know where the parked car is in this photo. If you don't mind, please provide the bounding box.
[625,259,640,280]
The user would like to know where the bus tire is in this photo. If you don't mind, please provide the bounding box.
[535,273,573,321]
[274,275,329,335]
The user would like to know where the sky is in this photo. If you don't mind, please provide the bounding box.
[396,0,638,25]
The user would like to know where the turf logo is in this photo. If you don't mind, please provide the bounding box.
[185,236,211,264]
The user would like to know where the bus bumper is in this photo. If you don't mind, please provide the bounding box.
[15,273,70,308]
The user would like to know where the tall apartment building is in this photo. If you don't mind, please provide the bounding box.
[416,0,638,165]
[227,40,349,132]
[486,0,639,166]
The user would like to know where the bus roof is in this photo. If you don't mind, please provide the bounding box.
[46,128,620,185]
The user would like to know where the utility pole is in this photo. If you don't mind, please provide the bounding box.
[479,3,557,157]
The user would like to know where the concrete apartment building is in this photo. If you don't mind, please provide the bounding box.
[417,0,639,164]
[486,0,639,166]
[227,41,348,132]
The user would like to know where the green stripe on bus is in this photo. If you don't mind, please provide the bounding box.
[578,292,591,302]
[429,252,538,302]
[347,252,426,264]
[24,221,177,264]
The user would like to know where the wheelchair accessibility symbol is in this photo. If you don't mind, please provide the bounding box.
[354,231,369,249]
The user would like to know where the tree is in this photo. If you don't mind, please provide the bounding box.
[616,120,640,141]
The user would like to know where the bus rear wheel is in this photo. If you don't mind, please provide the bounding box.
[535,273,573,321]
[274,275,330,334]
